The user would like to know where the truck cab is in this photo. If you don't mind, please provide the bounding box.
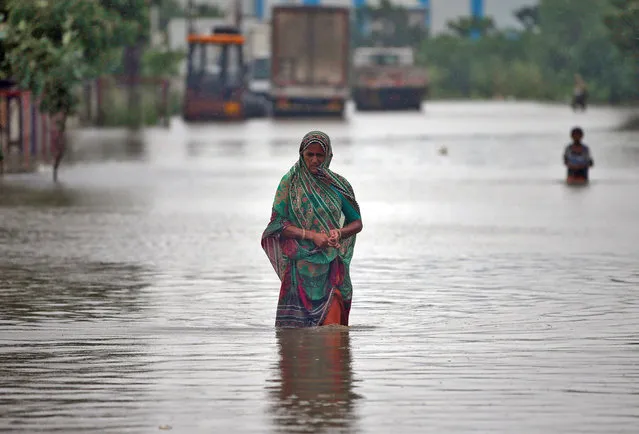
[183,26,269,121]
[352,46,429,111]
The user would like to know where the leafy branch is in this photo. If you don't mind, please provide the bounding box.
[0,0,143,180]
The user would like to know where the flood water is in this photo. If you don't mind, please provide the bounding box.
[1,101,638,433]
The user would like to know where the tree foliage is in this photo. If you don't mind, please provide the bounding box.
[418,0,638,103]
[446,16,496,39]
[101,0,149,37]
[513,5,539,32]
[0,0,145,180]
[604,0,639,58]
[2,0,140,114]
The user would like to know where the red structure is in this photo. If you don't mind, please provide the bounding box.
[0,88,58,172]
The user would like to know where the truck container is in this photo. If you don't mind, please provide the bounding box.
[271,6,350,118]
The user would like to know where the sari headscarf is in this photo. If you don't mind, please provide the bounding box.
[262,131,360,328]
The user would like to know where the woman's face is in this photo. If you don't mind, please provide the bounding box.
[302,143,326,174]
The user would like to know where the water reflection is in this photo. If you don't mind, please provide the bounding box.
[0,182,82,207]
[0,102,637,432]
[0,175,144,209]
[0,261,151,324]
[0,337,150,430]
[268,328,359,433]
[67,132,146,163]
[186,138,248,158]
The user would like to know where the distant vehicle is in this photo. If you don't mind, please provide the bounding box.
[183,26,269,121]
[248,56,271,102]
[245,23,272,103]
[270,6,350,118]
[352,47,429,111]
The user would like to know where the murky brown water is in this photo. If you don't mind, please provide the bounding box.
[1,102,638,433]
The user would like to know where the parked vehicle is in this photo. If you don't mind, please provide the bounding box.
[183,26,269,121]
[270,6,350,118]
[352,47,428,111]
[245,23,272,103]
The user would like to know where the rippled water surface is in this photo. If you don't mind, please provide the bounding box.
[1,102,639,433]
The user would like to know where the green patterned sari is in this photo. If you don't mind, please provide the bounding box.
[261,131,361,328]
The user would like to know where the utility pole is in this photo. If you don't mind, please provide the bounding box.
[187,0,195,36]
[234,0,243,29]
[150,0,161,47]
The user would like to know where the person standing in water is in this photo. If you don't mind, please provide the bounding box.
[564,127,594,182]
[572,74,588,112]
[261,131,363,328]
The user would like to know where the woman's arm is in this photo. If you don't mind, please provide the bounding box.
[281,225,305,240]
[328,219,363,247]
[282,225,329,249]
[339,219,363,240]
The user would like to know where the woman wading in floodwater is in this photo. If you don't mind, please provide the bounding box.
[261,131,363,328]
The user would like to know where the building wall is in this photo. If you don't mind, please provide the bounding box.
[0,90,57,173]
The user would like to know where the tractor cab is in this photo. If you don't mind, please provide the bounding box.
[184,26,246,121]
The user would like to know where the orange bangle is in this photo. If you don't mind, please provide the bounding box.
[302,229,306,240]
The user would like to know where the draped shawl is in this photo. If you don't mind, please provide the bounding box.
[261,131,360,328]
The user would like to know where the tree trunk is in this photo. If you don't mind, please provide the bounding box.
[52,112,68,182]
[123,43,143,129]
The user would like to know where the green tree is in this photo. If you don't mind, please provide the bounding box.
[446,16,496,38]
[537,0,636,102]
[605,0,639,125]
[605,0,639,58]
[0,0,9,79]
[1,0,140,181]
[417,0,637,103]
[514,5,540,32]
[159,0,184,31]
[100,0,149,128]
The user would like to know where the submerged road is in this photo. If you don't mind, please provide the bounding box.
[1,101,638,433]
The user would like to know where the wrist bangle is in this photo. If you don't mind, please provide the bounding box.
[302,229,306,240]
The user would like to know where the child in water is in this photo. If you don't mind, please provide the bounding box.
[563,127,594,181]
